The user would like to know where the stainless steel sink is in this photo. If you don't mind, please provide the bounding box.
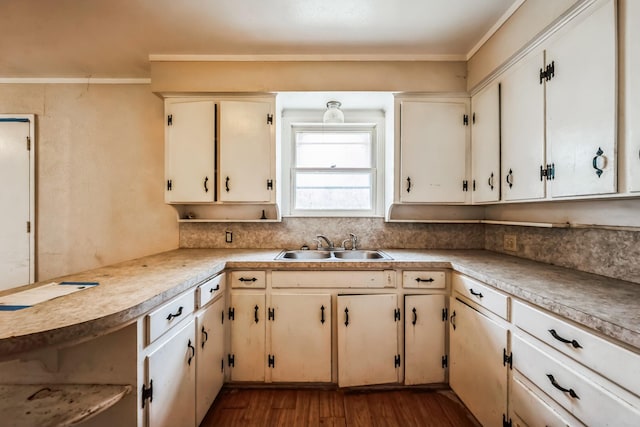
[275,249,392,260]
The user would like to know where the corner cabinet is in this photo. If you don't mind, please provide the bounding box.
[164,96,279,221]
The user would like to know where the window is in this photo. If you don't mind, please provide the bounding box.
[281,110,385,217]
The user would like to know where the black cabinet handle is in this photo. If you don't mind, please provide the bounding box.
[548,329,582,349]
[209,284,220,293]
[239,277,257,283]
[406,177,412,193]
[450,310,456,330]
[201,326,208,348]
[320,305,325,324]
[415,277,434,283]
[412,307,417,326]
[547,374,579,399]
[506,169,514,188]
[187,339,195,365]
[488,172,494,190]
[204,176,209,193]
[344,307,349,327]
[254,305,259,323]
[166,306,183,321]
[469,288,483,298]
[225,176,230,192]
[592,147,604,178]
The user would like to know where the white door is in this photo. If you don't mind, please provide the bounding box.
[165,100,216,203]
[0,116,34,291]
[196,298,225,425]
[471,83,501,203]
[146,319,196,427]
[337,294,399,387]
[449,298,508,427]
[404,295,446,385]
[625,0,640,192]
[219,100,274,202]
[229,292,266,381]
[546,0,616,197]
[400,101,469,203]
[270,293,332,382]
[501,51,546,201]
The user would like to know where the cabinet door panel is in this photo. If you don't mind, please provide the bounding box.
[146,319,196,427]
[270,293,332,382]
[337,294,399,387]
[404,295,446,385]
[546,0,616,197]
[471,83,500,203]
[626,0,640,192]
[501,52,546,201]
[165,100,215,203]
[449,298,507,427]
[219,101,273,202]
[230,292,266,381]
[196,298,225,425]
[400,101,468,203]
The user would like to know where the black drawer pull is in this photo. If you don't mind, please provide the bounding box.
[239,277,258,283]
[209,284,220,293]
[166,306,183,321]
[469,288,483,298]
[415,277,434,283]
[547,374,579,399]
[548,329,582,349]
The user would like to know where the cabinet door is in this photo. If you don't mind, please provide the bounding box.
[471,83,500,203]
[546,0,616,197]
[165,100,216,203]
[337,294,399,387]
[449,298,508,427]
[501,51,546,201]
[270,293,331,382]
[196,298,225,426]
[219,100,274,202]
[404,295,446,385]
[400,100,469,203]
[146,319,196,427]
[229,292,266,381]
[624,0,640,192]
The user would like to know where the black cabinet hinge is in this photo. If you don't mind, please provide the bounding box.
[27,221,31,233]
[166,179,172,191]
[268,354,275,368]
[394,308,401,321]
[442,308,448,321]
[472,113,476,124]
[503,414,512,427]
[539,61,556,84]
[167,114,173,126]
[267,114,273,125]
[267,179,273,190]
[221,310,225,324]
[463,180,469,191]
[463,114,469,126]
[394,354,401,368]
[503,349,513,369]
[540,163,555,181]
[221,358,224,373]
[228,354,235,367]
[268,307,275,321]
[228,307,235,321]
[442,355,448,368]
[472,179,476,191]
[141,380,153,408]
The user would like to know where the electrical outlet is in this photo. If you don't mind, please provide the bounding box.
[504,234,517,252]
[225,231,233,244]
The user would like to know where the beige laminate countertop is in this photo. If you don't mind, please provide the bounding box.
[1,249,639,359]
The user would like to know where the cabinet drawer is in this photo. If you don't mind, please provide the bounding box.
[272,270,395,288]
[513,300,640,398]
[230,271,266,288]
[402,271,446,289]
[197,273,226,308]
[452,273,508,320]
[146,289,196,345]
[513,335,640,426]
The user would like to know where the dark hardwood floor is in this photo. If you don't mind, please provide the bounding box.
[200,387,479,427]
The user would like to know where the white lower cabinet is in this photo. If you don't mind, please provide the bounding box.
[449,297,508,427]
[195,297,226,425]
[145,319,197,427]
[337,294,400,387]
[404,294,447,385]
[270,293,332,382]
[229,292,266,381]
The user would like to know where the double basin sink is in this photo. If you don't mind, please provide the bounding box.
[275,249,392,260]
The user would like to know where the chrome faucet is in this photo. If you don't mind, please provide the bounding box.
[315,235,334,250]
[341,233,358,250]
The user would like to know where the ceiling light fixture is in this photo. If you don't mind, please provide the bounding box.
[323,101,344,123]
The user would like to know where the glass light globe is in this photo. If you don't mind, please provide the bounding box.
[323,101,344,123]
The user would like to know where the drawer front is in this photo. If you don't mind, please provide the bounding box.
[452,273,508,320]
[513,335,640,426]
[402,271,446,289]
[513,300,640,398]
[230,271,266,288]
[146,289,196,344]
[271,270,395,288]
[197,273,226,308]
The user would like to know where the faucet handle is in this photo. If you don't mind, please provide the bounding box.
[312,238,323,250]
[350,233,358,250]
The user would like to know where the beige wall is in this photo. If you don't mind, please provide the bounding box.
[0,84,178,281]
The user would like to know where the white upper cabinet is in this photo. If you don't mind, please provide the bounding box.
[219,100,275,202]
[624,0,640,192]
[399,99,470,203]
[545,0,617,198]
[500,51,546,202]
[165,100,216,203]
[471,83,500,203]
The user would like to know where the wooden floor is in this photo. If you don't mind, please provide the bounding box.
[200,387,479,427]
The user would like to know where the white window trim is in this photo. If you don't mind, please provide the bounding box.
[281,109,386,217]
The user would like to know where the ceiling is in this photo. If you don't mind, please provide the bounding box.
[1,0,521,78]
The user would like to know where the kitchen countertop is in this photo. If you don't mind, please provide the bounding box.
[1,248,639,360]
